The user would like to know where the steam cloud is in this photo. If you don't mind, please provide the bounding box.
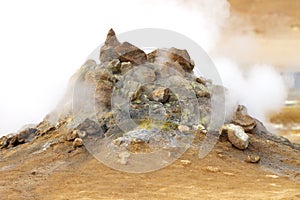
[0,0,288,136]
[214,58,288,123]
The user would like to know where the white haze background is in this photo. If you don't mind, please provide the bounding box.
[0,0,288,136]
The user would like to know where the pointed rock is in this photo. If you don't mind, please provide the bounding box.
[99,28,120,63]
[104,28,120,47]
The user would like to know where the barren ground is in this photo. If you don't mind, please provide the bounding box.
[1,1,300,199]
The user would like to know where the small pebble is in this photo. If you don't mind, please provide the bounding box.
[266,174,279,179]
[178,125,190,133]
[180,160,191,166]
[205,166,220,173]
[223,172,234,176]
[245,155,260,163]
[72,138,83,148]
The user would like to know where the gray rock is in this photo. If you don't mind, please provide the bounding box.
[221,124,249,150]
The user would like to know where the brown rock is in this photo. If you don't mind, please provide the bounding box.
[195,77,207,85]
[168,47,194,72]
[232,105,256,132]
[8,135,20,147]
[72,138,83,148]
[99,29,121,63]
[147,48,194,73]
[105,28,121,46]
[120,62,133,74]
[149,87,170,103]
[95,80,113,109]
[66,130,78,141]
[115,42,147,65]
[100,29,147,65]
[0,136,8,149]
[159,61,185,77]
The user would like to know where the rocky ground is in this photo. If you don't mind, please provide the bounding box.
[1,1,300,199]
[0,119,300,199]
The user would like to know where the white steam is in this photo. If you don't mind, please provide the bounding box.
[215,58,288,122]
[0,0,289,136]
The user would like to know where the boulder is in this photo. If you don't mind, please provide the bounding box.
[221,124,249,150]
[115,42,147,65]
